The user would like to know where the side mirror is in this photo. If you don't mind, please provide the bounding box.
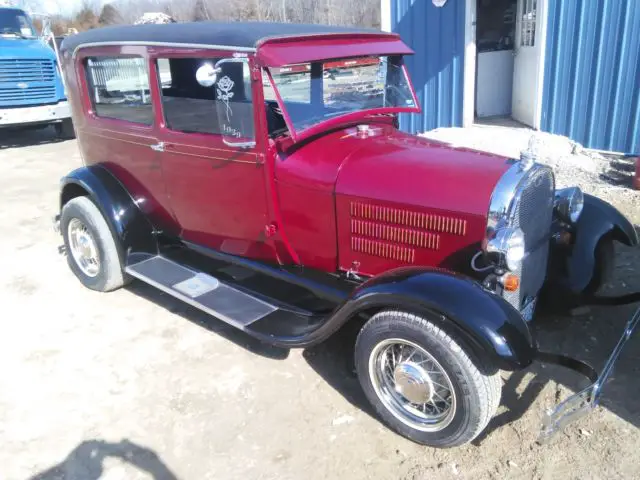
[195,63,220,87]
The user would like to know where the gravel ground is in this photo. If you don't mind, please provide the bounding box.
[1,126,639,480]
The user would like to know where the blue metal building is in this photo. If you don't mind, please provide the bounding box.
[385,0,640,154]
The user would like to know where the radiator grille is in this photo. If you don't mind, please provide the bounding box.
[0,59,55,83]
[503,167,555,310]
[0,86,56,102]
[0,59,57,105]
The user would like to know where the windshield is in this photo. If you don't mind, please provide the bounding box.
[264,55,417,135]
[0,8,37,38]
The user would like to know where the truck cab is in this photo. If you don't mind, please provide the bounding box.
[0,6,73,137]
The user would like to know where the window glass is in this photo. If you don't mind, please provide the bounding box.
[157,57,254,141]
[268,56,415,134]
[85,56,153,125]
[0,9,36,37]
[520,0,536,47]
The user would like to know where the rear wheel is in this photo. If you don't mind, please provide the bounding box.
[355,311,501,448]
[61,196,125,292]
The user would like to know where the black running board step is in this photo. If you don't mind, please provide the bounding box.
[126,256,278,329]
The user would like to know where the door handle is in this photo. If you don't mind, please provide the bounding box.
[150,142,165,152]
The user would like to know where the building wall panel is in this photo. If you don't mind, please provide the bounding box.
[390,0,465,133]
[542,0,640,153]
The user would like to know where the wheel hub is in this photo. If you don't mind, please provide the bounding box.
[67,218,100,277]
[369,338,457,432]
[393,362,434,404]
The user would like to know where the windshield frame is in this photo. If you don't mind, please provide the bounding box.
[0,8,37,39]
[264,55,420,142]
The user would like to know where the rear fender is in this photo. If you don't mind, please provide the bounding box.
[329,268,536,371]
[59,165,157,264]
[565,194,638,292]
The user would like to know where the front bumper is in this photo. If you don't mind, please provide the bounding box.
[537,305,640,442]
[0,101,70,127]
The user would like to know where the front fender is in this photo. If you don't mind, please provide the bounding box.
[330,268,536,371]
[59,165,157,263]
[565,194,638,292]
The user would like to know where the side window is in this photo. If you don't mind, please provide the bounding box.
[157,57,255,141]
[85,56,153,125]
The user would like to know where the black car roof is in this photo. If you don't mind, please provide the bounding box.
[61,21,384,54]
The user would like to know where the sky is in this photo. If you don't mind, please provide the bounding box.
[3,0,106,16]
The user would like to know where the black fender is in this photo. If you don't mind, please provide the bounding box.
[564,194,638,292]
[59,165,157,264]
[323,268,536,371]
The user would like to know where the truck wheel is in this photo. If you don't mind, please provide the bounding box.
[61,197,125,292]
[355,311,501,448]
[55,118,75,139]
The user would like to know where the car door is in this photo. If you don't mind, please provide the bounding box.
[512,0,546,128]
[77,46,178,235]
[149,48,274,261]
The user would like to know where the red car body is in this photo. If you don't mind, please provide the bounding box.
[55,22,639,448]
[62,32,509,280]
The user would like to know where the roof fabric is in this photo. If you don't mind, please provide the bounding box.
[61,21,385,53]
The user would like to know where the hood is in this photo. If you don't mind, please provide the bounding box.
[334,128,512,218]
[0,36,56,60]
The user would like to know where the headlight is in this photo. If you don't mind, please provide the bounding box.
[486,227,525,271]
[554,187,584,223]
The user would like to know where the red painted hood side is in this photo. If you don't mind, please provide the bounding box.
[335,129,511,217]
[275,125,513,275]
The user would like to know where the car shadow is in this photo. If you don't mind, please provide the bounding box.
[125,281,290,360]
[599,155,636,188]
[29,438,177,480]
[0,125,65,149]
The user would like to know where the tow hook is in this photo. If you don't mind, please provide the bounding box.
[53,214,60,234]
[537,306,640,443]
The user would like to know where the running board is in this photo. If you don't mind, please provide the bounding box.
[125,255,278,329]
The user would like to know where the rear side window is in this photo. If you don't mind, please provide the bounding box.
[156,57,254,140]
[85,56,153,125]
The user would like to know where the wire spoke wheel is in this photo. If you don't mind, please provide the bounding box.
[369,338,457,432]
[67,218,100,277]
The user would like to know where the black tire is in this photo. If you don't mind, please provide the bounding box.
[61,196,125,292]
[583,236,615,295]
[55,118,76,139]
[355,311,501,448]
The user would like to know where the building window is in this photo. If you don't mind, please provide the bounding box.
[85,56,153,125]
[157,57,254,141]
[520,0,536,47]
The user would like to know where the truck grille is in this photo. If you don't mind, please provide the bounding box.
[0,86,56,102]
[0,59,55,82]
[503,166,555,311]
[0,59,57,105]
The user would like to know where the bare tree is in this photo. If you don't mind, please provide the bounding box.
[98,4,124,25]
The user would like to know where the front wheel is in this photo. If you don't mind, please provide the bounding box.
[355,311,501,448]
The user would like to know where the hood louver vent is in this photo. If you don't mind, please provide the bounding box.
[349,202,468,263]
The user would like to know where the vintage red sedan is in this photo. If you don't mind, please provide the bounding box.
[54,21,639,447]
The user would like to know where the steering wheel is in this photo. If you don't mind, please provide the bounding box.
[267,101,284,117]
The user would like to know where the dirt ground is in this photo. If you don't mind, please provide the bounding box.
[1,127,639,480]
